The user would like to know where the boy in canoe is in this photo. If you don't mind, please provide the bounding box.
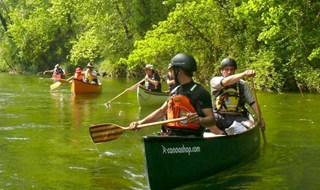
[43,63,66,79]
[143,64,162,92]
[66,67,84,82]
[128,64,162,92]
[129,53,217,137]
[210,58,265,132]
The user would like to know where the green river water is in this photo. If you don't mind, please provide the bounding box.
[0,73,319,190]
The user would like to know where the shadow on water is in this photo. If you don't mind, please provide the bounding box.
[176,152,263,190]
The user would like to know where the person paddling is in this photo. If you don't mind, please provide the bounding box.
[43,63,66,79]
[66,67,84,82]
[83,63,99,84]
[129,64,162,92]
[209,58,265,134]
[129,53,216,137]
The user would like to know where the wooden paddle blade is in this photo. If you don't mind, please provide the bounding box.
[89,123,126,143]
[50,82,62,90]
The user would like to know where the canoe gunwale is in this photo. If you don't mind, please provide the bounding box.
[138,86,169,96]
[143,125,257,142]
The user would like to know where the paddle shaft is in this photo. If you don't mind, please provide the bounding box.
[106,78,145,104]
[136,117,187,129]
[250,79,267,144]
[89,117,188,143]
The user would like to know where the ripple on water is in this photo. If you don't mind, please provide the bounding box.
[0,124,52,131]
[0,97,9,102]
[124,169,144,178]
[5,137,29,141]
[2,114,21,119]
[124,168,147,189]
[69,166,88,171]
[100,151,116,157]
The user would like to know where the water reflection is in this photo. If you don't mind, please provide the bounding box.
[71,95,99,127]
[50,92,66,107]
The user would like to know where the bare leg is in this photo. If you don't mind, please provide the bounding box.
[241,120,254,128]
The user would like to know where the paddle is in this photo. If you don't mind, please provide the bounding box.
[89,117,187,143]
[60,78,71,83]
[104,78,145,107]
[250,79,267,144]
[50,79,70,90]
[50,82,62,90]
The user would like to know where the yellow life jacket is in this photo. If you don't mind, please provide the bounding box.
[215,82,245,113]
[85,70,95,82]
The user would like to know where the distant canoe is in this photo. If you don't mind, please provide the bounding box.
[51,74,65,81]
[71,80,102,95]
[137,86,169,107]
[143,124,261,190]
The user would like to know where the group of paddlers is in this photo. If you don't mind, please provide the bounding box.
[128,53,265,137]
[45,53,266,136]
[43,63,99,84]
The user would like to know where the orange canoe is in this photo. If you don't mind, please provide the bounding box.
[71,80,102,95]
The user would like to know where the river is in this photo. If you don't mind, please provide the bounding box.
[0,73,319,189]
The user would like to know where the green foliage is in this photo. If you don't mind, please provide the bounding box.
[124,1,232,80]
[234,0,320,92]
[69,29,100,64]
[244,50,283,92]
[1,0,173,72]
[0,35,19,72]
[0,0,319,92]
[123,0,320,92]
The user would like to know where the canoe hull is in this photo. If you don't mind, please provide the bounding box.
[143,126,261,190]
[71,80,102,95]
[51,74,65,81]
[137,86,169,107]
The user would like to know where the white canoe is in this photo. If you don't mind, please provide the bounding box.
[137,86,169,107]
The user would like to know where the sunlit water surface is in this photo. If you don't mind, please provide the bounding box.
[0,73,319,189]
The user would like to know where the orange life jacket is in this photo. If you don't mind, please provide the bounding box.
[75,73,83,81]
[166,94,200,130]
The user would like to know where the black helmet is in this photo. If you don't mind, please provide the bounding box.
[170,53,197,72]
[220,58,237,69]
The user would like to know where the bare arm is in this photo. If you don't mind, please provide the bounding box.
[146,76,159,86]
[221,70,256,86]
[187,108,216,128]
[167,79,175,86]
[43,70,54,74]
[129,102,167,130]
